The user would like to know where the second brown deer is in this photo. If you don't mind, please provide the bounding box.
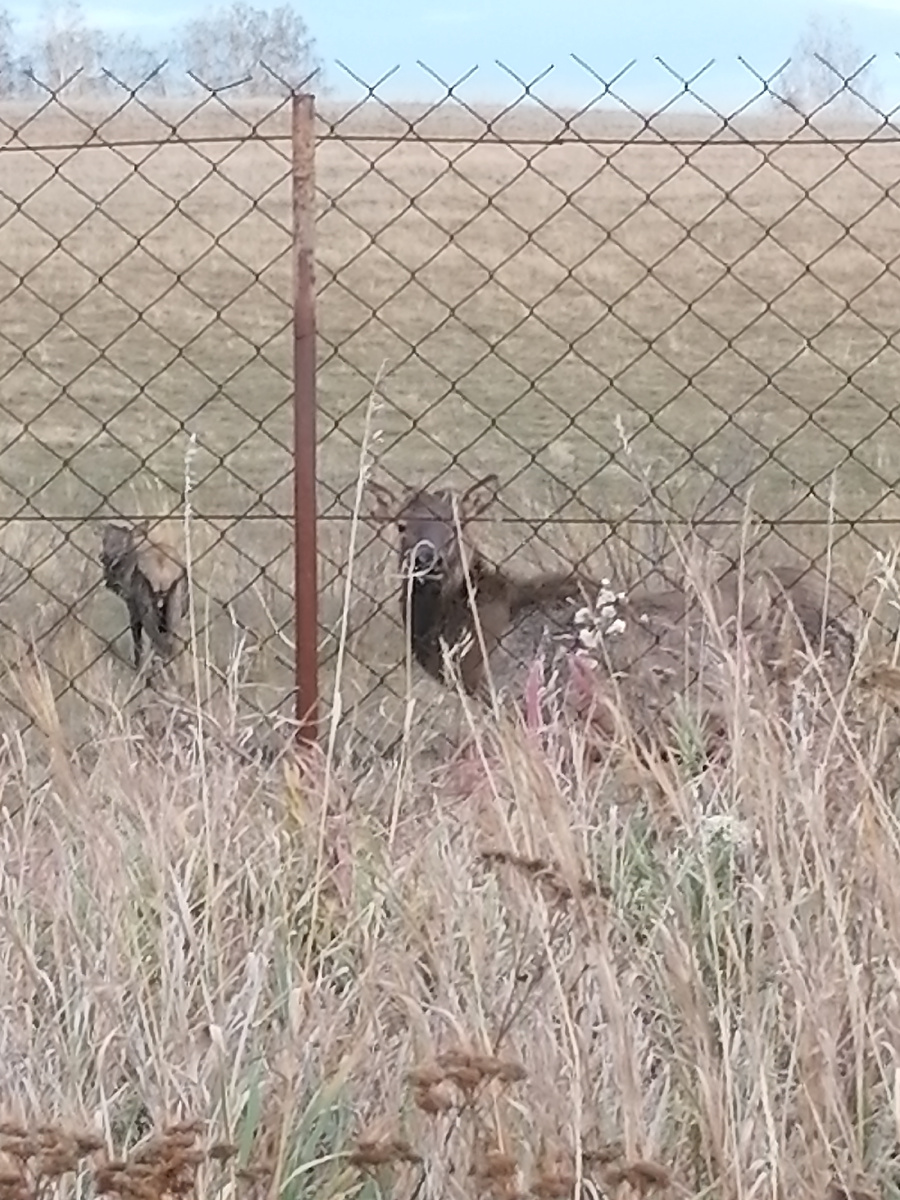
[99,520,188,669]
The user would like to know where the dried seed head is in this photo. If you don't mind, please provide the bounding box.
[350,1143,394,1168]
[445,1065,483,1092]
[434,1047,489,1090]
[583,1143,623,1166]
[118,1180,157,1200]
[208,1142,239,1162]
[532,1172,575,1199]
[164,1121,203,1137]
[407,1064,445,1089]
[496,1059,528,1083]
[126,1163,159,1179]
[94,1164,131,1194]
[472,1150,518,1182]
[605,1160,672,1194]
[469,1055,505,1077]
[388,1139,421,1165]
[450,1054,528,1085]
[413,1082,456,1115]
[0,1185,30,1200]
[349,1136,420,1170]
[436,1048,473,1070]
[532,1137,575,1200]
[34,1150,81,1178]
[74,1132,105,1155]
[0,1139,35,1162]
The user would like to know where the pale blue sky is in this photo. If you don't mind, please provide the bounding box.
[10,0,900,107]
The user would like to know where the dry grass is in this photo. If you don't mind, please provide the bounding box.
[2,541,900,1199]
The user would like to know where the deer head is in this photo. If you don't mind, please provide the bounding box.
[368,474,499,589]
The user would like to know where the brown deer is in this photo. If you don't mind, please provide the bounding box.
[99,520,188,669]
[367,473,595,698]
[369,474,861,751]
[556,558,860,751]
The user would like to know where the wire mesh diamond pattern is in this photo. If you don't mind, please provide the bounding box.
[2,56,900,751]
[0,76,298,745]
[315,57,900,736]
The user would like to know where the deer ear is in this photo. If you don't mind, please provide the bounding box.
[460,473,499,520]
[366,479,399,522]
[134,518,150,535]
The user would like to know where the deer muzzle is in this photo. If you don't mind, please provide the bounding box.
[404,539,439,577]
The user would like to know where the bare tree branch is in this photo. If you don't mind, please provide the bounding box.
[175,1,323,97]
[771,12,880,117]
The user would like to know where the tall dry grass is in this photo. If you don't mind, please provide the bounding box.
[2,498,900,1200]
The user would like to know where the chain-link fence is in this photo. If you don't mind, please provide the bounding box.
[315,60,900,740]
[0,79,303,749]
[3,60,900,750]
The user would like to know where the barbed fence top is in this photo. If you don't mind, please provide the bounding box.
[1,53,900,145]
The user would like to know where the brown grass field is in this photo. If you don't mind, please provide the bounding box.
[2,90,900,1198]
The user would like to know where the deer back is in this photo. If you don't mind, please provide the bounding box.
[134,537,184,596]
[553,563,860,751]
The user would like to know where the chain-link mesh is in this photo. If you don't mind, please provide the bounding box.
[4,59,900,751]
[316,58,900,738]
[0,74,302,749]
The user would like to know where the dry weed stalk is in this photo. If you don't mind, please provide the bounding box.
[601,1158,673,1196]
[348,1043,533,1200]
[0,1120,248,1200]
[530,1136,575,1199]
[532,1140,673,1200]
[478,846,604,906]
[347,1127,422,1200]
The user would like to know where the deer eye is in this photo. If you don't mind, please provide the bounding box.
[397,522,407,534]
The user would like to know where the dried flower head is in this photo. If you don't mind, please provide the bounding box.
[479,847,602,905]
[604,1159,672,1195]
[413,1082,456,1115]
[572,579,628,652]
[350,1136,421,1170]
[0,1139,35,1164]
[471,1145,519,1190]
[407,1064,445,1089]
[583,1142,623,1167]
[532,1137,575,1200]
[208,1142,239,1163]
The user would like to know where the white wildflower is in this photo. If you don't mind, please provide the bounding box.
[698,813,752,854]
[578,627,601,651]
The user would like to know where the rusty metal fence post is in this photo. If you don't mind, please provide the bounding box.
[292,91,319,745]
